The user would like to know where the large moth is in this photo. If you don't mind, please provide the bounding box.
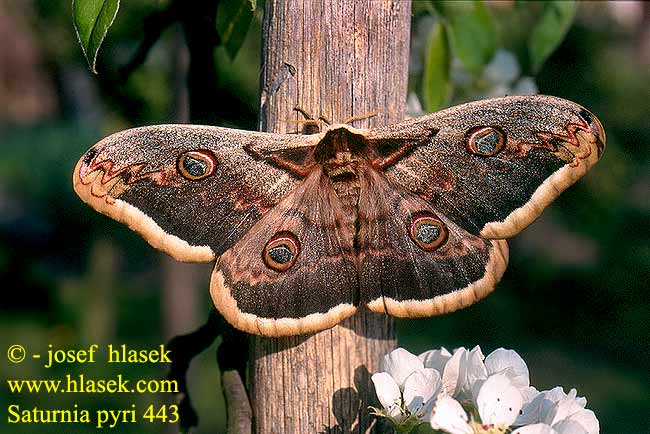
[73,95,605,337]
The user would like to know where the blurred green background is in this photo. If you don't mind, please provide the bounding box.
[0,1,648,433]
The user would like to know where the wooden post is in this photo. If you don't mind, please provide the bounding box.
[252,1,411,433]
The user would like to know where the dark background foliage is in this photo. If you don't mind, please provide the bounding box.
[0,1,648,433]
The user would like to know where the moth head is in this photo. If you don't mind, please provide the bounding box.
[292,107,330,135]
[301,120,322,135]
[263,231,300,272]
[465,126,506,156]
[409,213,448,251]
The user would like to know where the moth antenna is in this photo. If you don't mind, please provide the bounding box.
[344,111,379,125]
[283,119,318,124]
[293,106,315,120]
[293,106,332,128]
[317,115,332,126]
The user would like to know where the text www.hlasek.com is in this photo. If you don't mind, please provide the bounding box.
[6,343,182,429]
[7,374,178,394]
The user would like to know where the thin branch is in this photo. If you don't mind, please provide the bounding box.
[222,370,253,434]
[117,2,181,83]
[179,0,221,124]
[217,316,251,433]
[167,309,223,430]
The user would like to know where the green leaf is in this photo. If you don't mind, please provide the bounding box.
[248,0,257,10]
[412,423,437,434]
[422,20,451,112]
[72,0,120,73]
[217,0,254,60]
[528,0,577,73]
[437,1,497,75]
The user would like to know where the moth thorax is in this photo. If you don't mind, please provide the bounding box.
[324,151,360,179]
[324,150,362,204]
[315,127,367,178]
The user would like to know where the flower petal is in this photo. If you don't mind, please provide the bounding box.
[485,348,530,389]
[516,391,555,425]
[470,378,485,403]
[476,373,523,426]
[404,368,442,417]
[545,388,588,426]
[371,372,402,418]
[419,347,452,372]
[512,423,558,434]
[560,409,599,434]
[441,347,465,396]
[553,419,589,434]
[429,395,473,434]
[381,348,424,390]
[457,346,488,399]
[521,386,540,404]
[540,387,583,406]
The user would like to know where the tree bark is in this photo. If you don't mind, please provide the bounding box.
[252,1,411,433]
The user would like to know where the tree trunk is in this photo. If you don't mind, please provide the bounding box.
[251,1,411,433]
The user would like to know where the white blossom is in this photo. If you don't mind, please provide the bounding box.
[404,368,443,418]
[371,371,403,419]
[428,370,524,433]
[474,373,523,426]
[429,395,472,434]
[420,346,487,398]
[515,387,599,434]
[381,348,425,390]
[419,346,534,403]
[483,348,538,405]
[484,349,529,389]
[371,348,442,431]
[371,347,599,434]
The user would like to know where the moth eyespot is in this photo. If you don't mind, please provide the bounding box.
[466,126,506,156]
[409,213,448,251]
[263,231,300,272]
[177,150,217,180]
